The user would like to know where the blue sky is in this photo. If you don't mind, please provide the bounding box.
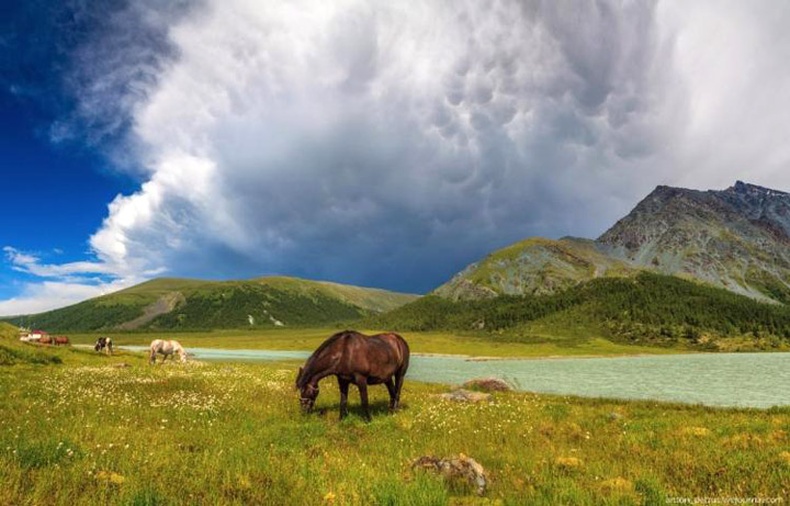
[1,1,140,313]
[3,1,790,316]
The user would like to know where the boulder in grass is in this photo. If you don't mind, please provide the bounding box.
[462,377,512,392]
[438,389,492,403]
[412,454,487,496]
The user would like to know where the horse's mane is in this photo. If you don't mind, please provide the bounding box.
[297,330,359,387]
[313,330,358,357]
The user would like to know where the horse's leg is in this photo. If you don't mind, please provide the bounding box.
[338,377,350,420]
[385,378,397,412]
[354,375,371,422]
[393,368,407,411]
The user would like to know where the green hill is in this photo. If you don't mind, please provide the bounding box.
[369,272,790,351]
[433,237,637,300]
[0,322,62,365]
[3,277,418,332]
[0,322,19,341]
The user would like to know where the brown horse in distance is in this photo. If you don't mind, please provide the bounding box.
[54,336,69,346]
[296,330,410,421]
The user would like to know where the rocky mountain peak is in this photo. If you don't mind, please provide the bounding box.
[599,181,790,248]
[726,180,789,198]
[433,181,790,304]
[596,181,790,302]
[714,181,790,238]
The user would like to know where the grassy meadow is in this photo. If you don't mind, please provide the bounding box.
[0,335,788,505]
[63,327,687,359]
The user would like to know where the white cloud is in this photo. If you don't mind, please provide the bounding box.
[0,280,133,318]
[4,246,117,279]
[0,247,145,316]
[657,0,790,190]
[5,0,790,315]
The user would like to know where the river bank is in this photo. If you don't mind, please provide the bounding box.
[90,344,790,409]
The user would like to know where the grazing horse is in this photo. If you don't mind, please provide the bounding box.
[94,337,113,355]
[54,336,70,346]
[149,339,187,364]
[296,330,410,421]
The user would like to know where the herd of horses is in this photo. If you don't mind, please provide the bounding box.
[41,328,409,421]
[92,336,187,364]
[91,329,408,420]
[107,330,409,420]
[35,335,70,346]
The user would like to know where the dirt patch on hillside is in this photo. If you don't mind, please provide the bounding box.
[116,292,185,330]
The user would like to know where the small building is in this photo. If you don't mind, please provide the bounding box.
[20,329,48,342]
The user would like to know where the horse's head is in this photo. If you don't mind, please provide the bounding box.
[94,337,104,352]
[299,383,319,413]
[296,367,319,412]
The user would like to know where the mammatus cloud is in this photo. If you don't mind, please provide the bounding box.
[4,0,790,315]
[87,0,680,287]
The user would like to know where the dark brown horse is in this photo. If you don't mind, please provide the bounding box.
[296,330,410,421]
[54,336,69,346]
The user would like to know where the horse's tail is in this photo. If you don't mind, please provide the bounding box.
[394,334,410,388]
[392,332,410,371]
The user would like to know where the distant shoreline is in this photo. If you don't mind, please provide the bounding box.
[414,352,691,362]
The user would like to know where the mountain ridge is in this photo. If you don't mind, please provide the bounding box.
[3,276,419,332]
[435,181,790,302]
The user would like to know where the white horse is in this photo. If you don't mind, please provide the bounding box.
[149,339,187,364]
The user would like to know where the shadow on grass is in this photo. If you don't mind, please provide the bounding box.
[311,400,410,421]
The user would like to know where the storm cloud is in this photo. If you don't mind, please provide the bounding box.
[87,0,677,292]
[8,0,790,313]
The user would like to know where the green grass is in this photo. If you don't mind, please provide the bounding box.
[435,237,637,299]
[0,322,64,366]
[63,328,684,358]
[0,351,787,505]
